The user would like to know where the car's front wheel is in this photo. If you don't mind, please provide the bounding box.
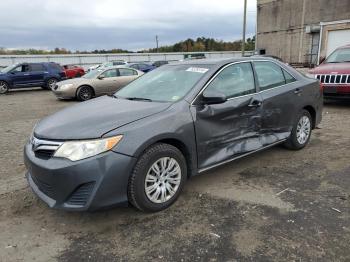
[76,86,94,101]
[128,143,187,212]
[285,109,312,150]
[0,81,9,94]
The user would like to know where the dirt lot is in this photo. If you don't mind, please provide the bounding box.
[0,89,349,262]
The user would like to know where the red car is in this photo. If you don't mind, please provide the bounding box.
[63,65,85,79]
[309,45,350,99]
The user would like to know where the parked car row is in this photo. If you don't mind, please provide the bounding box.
[0,60,167,95]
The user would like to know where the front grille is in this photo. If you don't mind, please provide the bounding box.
[31,174,55,199]
[34,149,55,159]
[31,137,62,159]
[316,74,350,84]
[66,182,95,206]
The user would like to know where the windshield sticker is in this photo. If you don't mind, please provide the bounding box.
[186,67,209,74]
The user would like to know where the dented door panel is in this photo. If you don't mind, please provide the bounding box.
[192,94,264,169]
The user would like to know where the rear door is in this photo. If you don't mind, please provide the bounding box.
[28,63,46,86]
[192,62,264,170]
[116,68,140,91]
[252,61,299,140]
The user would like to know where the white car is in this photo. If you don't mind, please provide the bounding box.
[87,60,128,72]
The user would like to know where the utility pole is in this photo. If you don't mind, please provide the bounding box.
[242,0,247,57]
[156,35,159,53]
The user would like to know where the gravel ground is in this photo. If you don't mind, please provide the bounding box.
[0,89,349,262]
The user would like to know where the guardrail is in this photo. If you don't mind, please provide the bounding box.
[0,51,254,69]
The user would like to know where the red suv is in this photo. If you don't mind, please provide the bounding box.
[63,65,85,79]
[309,45,350,99]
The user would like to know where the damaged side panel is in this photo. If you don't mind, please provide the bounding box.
[191,94,289,169]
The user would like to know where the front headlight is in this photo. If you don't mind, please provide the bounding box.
[54,135,123,161]
[59,83,74,90]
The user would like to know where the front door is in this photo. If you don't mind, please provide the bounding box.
[10,64,31,87]
[93,68,119,95]
[192,62,263,170]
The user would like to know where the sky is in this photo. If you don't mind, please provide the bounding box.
[0,0,257,51]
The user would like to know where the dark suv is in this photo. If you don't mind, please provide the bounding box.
[0,62,66,94]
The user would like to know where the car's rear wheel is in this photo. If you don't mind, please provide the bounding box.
[45,78,58,90]
[77,86,93,101]
[0,81,9,94]
[285,109,312,150]
[128,143,187,212]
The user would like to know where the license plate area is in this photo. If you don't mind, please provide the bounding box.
[324,86,337,94]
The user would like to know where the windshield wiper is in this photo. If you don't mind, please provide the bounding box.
[125,97,153,102]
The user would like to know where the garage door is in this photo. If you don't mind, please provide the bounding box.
[326,29,350,56]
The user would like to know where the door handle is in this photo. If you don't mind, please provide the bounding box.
[248,99,262,108]
[294,88,302,95]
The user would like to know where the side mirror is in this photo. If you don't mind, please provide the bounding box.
[97,75,105,80]
[201,90,227,105]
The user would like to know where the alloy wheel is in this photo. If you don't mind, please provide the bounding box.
[144,157,182,204]
[296,115,311,145]
[47,79,57,90]
[0,81,9,94]
[79,87,92,100]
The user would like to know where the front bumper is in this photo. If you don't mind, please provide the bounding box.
[323,85,350,99]
[24,142,136,211]
[52,89,76,99]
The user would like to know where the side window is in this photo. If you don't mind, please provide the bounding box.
[12,65,23,73]
[30,64,45,71]
[101,69,118,78]
[204,62,256,99]
[283,69,297,84]
[254,61,286,91]
[119,68,137,76]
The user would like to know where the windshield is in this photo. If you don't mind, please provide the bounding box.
[115,64,211,102]
[1,64,19,73]
[83,69,103,79]
[326,48,350,63]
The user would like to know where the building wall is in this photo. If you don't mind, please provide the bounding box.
[257,0,350,64]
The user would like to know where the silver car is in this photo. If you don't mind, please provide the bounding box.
[52,67,143,101]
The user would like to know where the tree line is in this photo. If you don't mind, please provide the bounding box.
[143,36,255,53]
[0,36,255,55]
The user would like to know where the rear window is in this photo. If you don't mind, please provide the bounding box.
[30,64,45,71]
[49,63,64,72]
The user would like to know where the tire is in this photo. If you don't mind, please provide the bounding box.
[285,109,312,150]
[76,86,94,101]
[128,143,187,212]
[45,78,58,90]
[0,81,9,94]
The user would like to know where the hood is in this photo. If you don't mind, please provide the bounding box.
[310,62,350,75]
[34,96,171,140]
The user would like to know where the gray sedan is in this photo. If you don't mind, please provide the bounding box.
[52,66,143,101]
[24,57,322,212]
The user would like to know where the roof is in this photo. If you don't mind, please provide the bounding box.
[171,56,279,66]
